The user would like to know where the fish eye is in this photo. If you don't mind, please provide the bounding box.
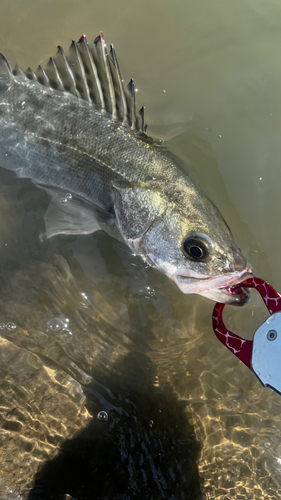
[182,236,210,261]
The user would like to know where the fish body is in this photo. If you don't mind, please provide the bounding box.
[0,35,251,304]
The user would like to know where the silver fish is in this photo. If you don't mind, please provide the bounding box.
[0,33,251,304]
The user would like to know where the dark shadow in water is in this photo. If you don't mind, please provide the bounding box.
[28,351,202,500]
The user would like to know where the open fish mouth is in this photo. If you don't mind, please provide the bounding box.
[213,270,252,306]
[174,269,252,305]
[214,283,250,306]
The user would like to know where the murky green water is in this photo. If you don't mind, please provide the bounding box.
[1,0,281,499]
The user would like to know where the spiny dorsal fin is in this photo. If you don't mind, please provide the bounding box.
[126,79,136,131]
[54,45,79,97]
[67,40,91,103]
[136,106,145,133]
[0,52,12,92]
[36,65,50,87]
[45,57,64,91]
[25,67,38,81]
[16,34,147,133]
[13,63,25,77]
[77,35,104,110]
[108,44,128,125]
[89,33,117,119]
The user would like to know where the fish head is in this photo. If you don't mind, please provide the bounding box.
[113,180,251,305]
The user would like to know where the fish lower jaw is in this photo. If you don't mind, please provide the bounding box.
[215,269,253,304]
[173,269,252,304]
[213,285,250,305]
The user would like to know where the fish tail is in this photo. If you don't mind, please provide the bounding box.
[0,52,12,93]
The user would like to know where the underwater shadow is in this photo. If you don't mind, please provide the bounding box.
[28,349,203,500]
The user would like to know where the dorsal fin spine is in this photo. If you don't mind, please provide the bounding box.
[36,65,50,87]
[96,33,117,120]
[47,57,64,90]
[127,78,136,130]
[55,45,79,97]
[139,106,145,132]
[77,35,105,111]
[24,67,37,81]
[13,63,25,78]
[109,44,128,125]
[68,40,91,103]
[0,52,12,91]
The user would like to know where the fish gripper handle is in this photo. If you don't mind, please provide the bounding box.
[212,278,281,370]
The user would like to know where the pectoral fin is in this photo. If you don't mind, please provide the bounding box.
[38,186,113,240]
[112,181,167,241]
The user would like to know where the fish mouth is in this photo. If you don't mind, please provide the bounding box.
[212,271,252,306]
[214,283,250,306]
[174,269,252,305]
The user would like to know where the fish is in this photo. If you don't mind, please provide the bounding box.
[0,33,251,305]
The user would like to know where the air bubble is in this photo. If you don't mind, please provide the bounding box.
[66,193,72,200]
[0,323,5,330]
[97,411,108,422]
[6,322,16,331]
[47,318,64,332]
[61,328,72,337]
[61,198,67,204]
